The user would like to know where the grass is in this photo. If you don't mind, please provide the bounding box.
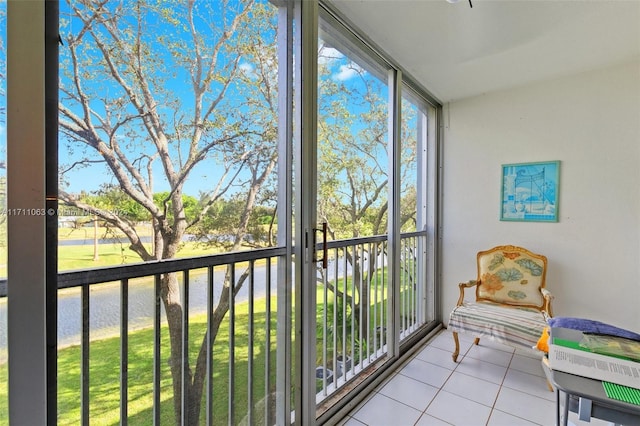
[0,297,279,426]
[0,228,283,424]
[0,279,407,425]
[57,240,219,272]
[0,233,416,424]
[315,270,392,368]
[0,225,227,276]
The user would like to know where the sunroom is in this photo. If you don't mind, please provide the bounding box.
[4,0,440,424]
[3,0,640,425]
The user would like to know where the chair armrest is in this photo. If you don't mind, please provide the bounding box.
[541,288,554,317]
[456,280,478,306]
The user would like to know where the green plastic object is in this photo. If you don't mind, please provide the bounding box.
[602,381,640,406]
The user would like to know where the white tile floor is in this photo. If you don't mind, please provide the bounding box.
[338,329,616,426]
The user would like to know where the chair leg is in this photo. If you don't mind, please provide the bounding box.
[452,331,460,362]
[474,337,480,345]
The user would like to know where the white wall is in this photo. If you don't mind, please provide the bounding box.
[442,61,640,332]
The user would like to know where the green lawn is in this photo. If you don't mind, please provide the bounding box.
[0,283,397,425]
[57,240,220,273]
[0,238,412,425]
[0,298,279,426]
[0,233,283,425]
[0,226,226,276]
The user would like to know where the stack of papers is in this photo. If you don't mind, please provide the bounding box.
[580,334,640,362]
[548,327,640,390]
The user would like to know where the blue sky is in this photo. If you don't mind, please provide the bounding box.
[58,0,278,197]
[56,0,384,200]
[0,0,397,202]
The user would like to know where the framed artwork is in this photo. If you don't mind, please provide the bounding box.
[500,161,560,222]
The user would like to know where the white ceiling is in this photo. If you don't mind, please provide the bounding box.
[328,0,640,103]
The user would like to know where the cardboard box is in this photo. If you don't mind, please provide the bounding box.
[548,327,640,390]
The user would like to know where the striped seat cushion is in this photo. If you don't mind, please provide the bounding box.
[449,301,549,349]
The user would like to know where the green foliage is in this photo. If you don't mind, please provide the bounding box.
[191,196,275,249]
[152,191,200,221]
[325,296,355,350]
[316,42,418,239]
[86,185,151,222]
[45,0,424,420]
[317,43,388,239]
[59,0,280,258]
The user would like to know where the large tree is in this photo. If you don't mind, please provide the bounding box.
[317,41,418,347]
[59,0,278,422]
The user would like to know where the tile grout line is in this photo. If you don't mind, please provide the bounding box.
[484,348,515,426]
[486,350,553,426]
[343,331,554,426]
[411,336,474,425]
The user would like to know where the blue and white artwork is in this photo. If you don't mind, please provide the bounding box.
[501,161,560,222]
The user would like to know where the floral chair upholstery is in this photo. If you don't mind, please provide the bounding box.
[448,245,554,362]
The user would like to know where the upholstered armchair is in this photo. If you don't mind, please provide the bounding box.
[448,245,554,362]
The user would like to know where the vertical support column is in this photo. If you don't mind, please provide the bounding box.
[294,0,318,423]
[276,1,294,424]
[45,1,59,422]
[432,105,444,322]
[7,1,48,424]
[416,107,428,324]
[387,69,401,357]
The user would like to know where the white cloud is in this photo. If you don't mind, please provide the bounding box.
[318,45,344,65]
[239,62,255,76]
[333,63,363,81]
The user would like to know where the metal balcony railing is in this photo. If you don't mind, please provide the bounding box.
[314,232,428,400]
[55,247,286,425]
[0,232,428,424]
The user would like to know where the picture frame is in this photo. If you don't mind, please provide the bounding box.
[500,161,560,222]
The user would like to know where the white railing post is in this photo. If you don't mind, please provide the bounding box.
[387,68,402,357]
[293,0,318,423]
[276,1,294,424]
